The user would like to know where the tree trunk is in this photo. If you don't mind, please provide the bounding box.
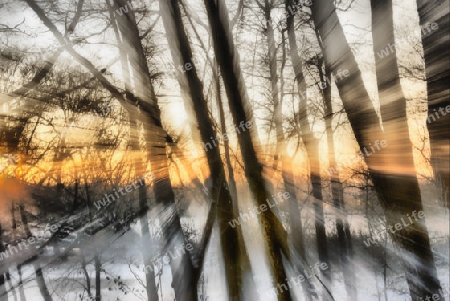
[111,1,198,299]
[311,0,442,299]
[34,266,52,301]
[284,2,333,299]
[214,65,239,207]
[72,180,79,214]
[138,182,159,301]
[16,267,26,301]
[80,250,93,300]
[130,119,159,301]
[267,2,317,300]
[0,273,6,301]
[6,272,16,301]
[94,255,101,301]
[297,56,332,301]
[318,57,357,300]
[160,0,255,298]
[416,0,450,207]
[203,1,293,299]
[110,4,160,297]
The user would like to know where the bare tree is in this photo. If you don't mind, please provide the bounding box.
[203,0,295,299]
[159,0,256,298]
[311,0,442,299]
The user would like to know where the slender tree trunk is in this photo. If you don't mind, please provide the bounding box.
[6,272,16,301]
[318,58,357,300]
[34,267,52,301]
[130,119,159,301]
[214,65,239,205]
[80,250,93,300]
[416,0,450,207]
[0,273,6,301]
[284,2,333,299]
[138,179,159,301]
[266,3,317,300]
[160,0,256,298]
[72,180,79,213]
[213,66,259,298]
[17,267,26,301]
[311,0,442,299]
[203,1,293,300]
[94,255,101,301]
[295,42,330,300]
[106,0,132,97]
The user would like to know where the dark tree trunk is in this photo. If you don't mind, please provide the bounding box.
[111,1,198,299]
[416,0,450,207]
[94,255,101,301]
[17,267,26,301]
[0,273,6,301]
[214,66,239,207]
[72,180,79,213]
[80,250,93,300]
[311,0,442,299]
[160,0,255,298]
[203,1,293,300]
[34,267,52,301]
[5,272,15,301]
